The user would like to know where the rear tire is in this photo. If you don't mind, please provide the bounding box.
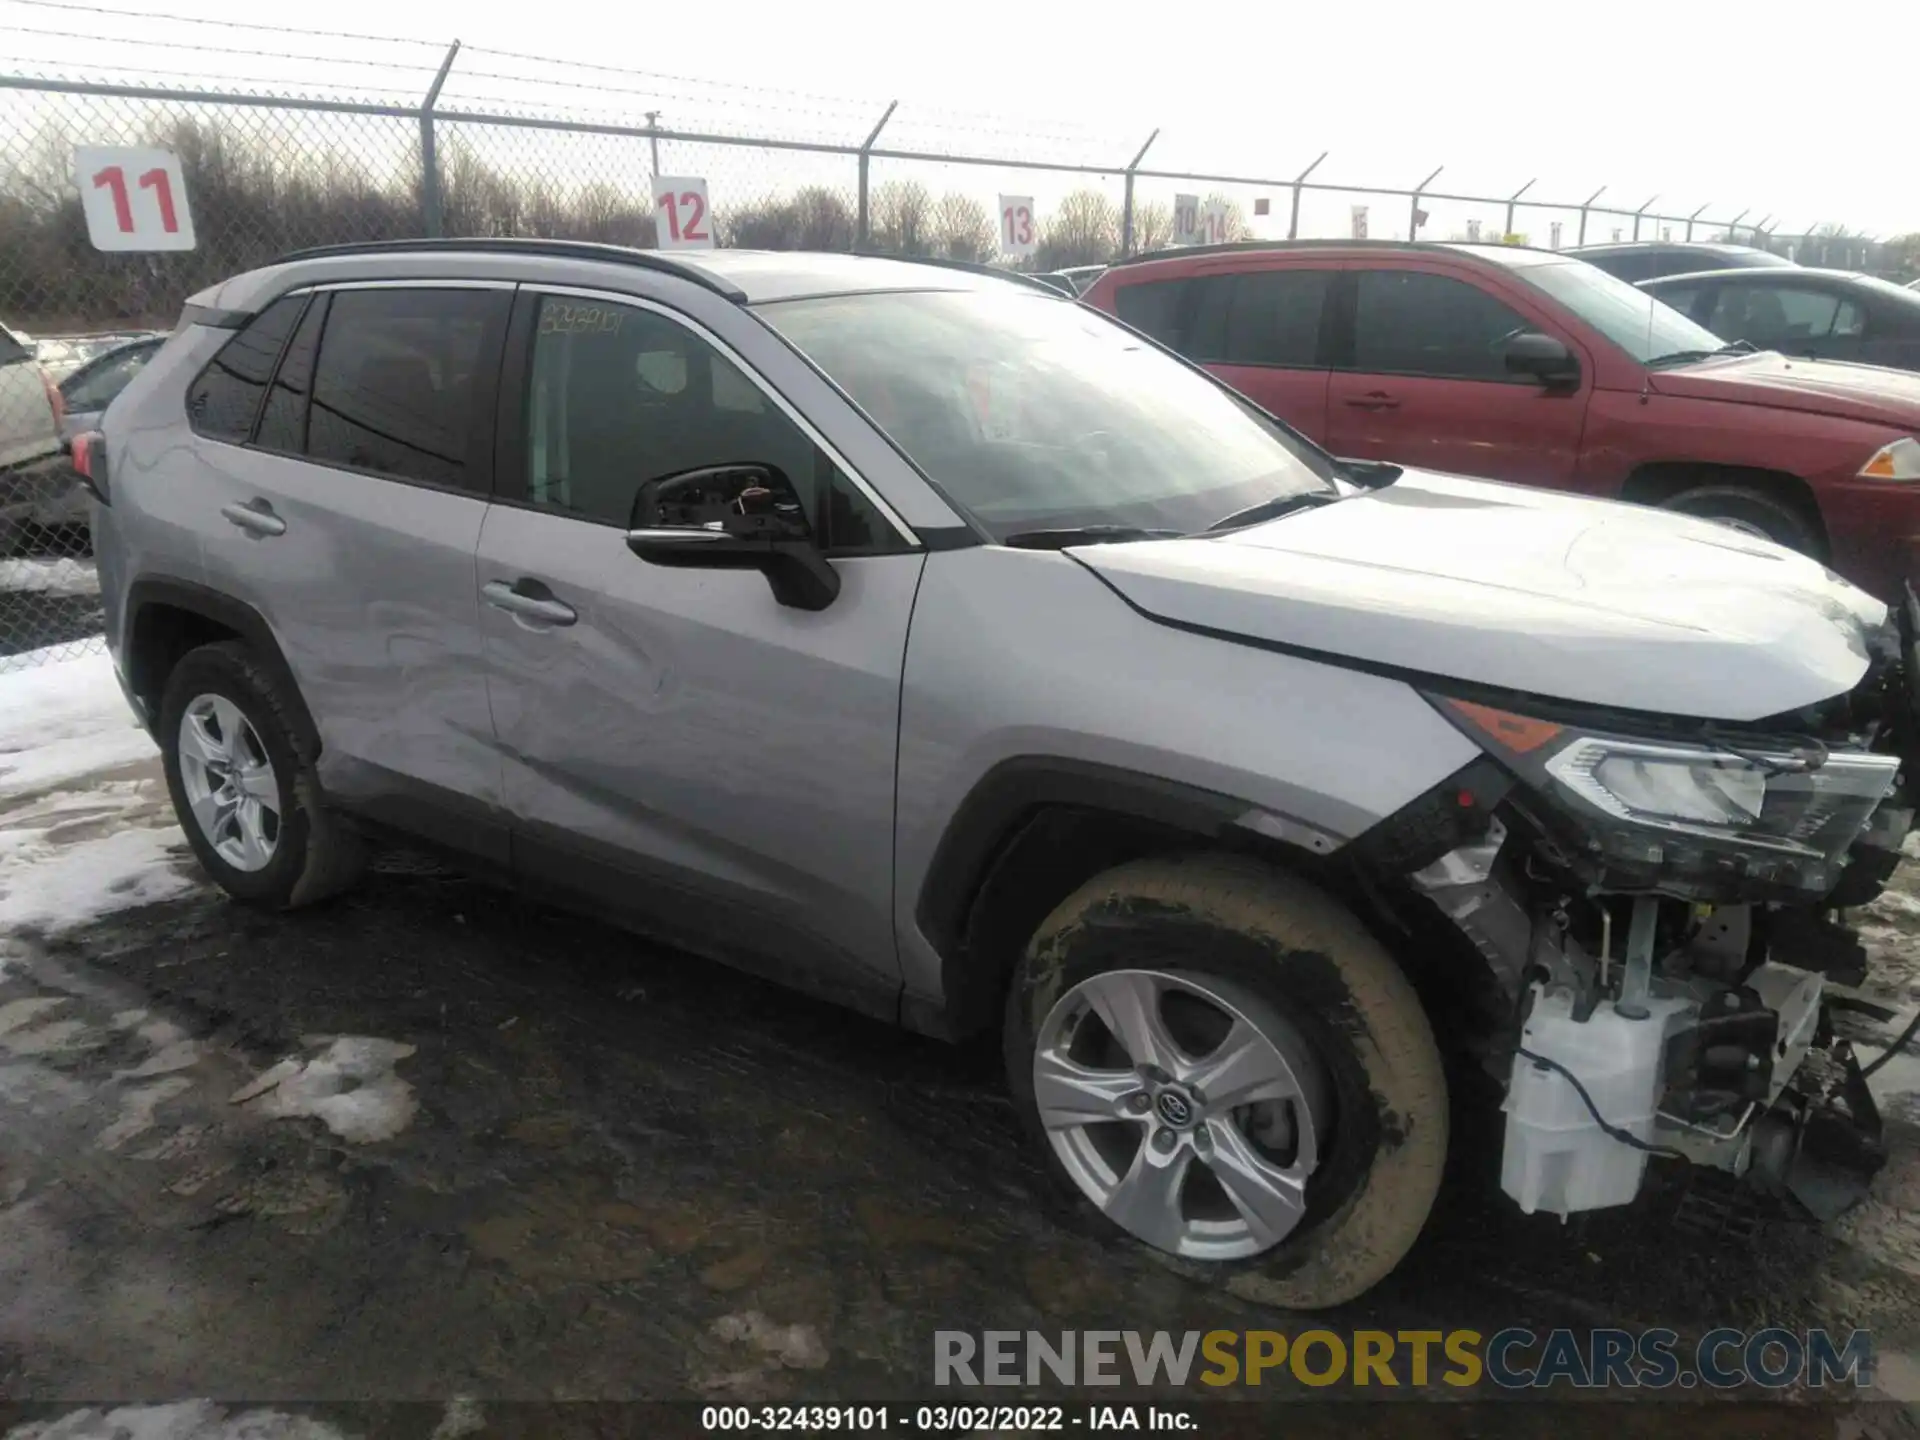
[158,640,363,909]
[1005,853,1447,1310]
[1660,484,1819,555]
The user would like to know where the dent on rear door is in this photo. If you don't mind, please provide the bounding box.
[202,448,501,814]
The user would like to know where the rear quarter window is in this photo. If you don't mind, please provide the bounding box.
[186,295,306,442]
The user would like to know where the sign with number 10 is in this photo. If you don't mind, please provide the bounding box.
[998,196,1037,258]
[654,177,714,250]
[74,145,195,252]
[1173,194,1201,246]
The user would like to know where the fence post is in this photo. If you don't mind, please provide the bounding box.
[1119,128,1159,257]
[418,40,462,238]
[1751,214,1773,248]
[1630,194,1657,242]
[1409,165,1442,241]
[1574,186,1605,245]
[1504,178,1534,240]
[1288,151,1327,240]
[1684,202,1710,242]
[855,101,898,248]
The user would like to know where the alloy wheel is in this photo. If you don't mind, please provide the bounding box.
[177,693,281,872]
[1032,967,1329,1261]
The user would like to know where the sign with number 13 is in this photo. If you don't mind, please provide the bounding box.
[74,145,195,252]
[654,177,714,251]
[998,196,1037,258]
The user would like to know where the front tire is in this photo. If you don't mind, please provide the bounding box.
[1005,854,1447,1310]
[1661,484,1820,555]
[158,640,363,908]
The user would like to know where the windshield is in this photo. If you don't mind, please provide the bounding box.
[1523,259,1727,364]
[757,289,1336,540]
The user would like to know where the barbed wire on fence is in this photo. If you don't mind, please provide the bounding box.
[0,23,1873,671]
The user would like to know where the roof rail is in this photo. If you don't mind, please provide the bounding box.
[847,249,1075,296]
[268,237,749,303]
[1109,238,1418,269]
[1109,237,1563,269]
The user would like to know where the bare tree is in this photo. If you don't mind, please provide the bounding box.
[1887,232,1920,284]
[1037,189,1119,269]
[791,186,856,251]
[1131,200,1174,253]
[931,192,996,262]
[870,179,935,255]
[721,187,856,251]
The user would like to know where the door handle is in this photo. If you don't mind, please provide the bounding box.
[482,579,577,627]
[220,500,286,536]
[1342,392,1401,411]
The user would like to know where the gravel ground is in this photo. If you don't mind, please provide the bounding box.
[0,745,1917,1435]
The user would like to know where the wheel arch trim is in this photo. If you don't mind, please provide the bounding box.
[912,756,1344,1035]
[124,577,321,759]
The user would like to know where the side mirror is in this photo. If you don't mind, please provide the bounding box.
[1503,331,1580,388]
[625,463,840,612]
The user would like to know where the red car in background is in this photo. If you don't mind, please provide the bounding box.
[1079,241,1920,602]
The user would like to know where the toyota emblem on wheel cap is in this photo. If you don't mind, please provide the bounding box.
[1155,1091,1194,1127]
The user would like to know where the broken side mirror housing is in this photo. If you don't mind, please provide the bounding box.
[625,462,841,612]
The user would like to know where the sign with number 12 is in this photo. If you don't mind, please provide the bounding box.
[74,145,195,252]
[998,196,1037,258]
[654,177,714,251]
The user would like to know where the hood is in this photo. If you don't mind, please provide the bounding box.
[1649,350,1920,427]
[1074,469,1885,723]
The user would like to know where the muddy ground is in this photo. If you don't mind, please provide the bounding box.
[0,759,1917,1437]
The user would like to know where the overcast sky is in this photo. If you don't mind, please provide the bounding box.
[4,0,1913,239]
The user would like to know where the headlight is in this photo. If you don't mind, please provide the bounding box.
[1434,697,1900,896]
[1859,437,1920,480]
[1548,738,1766,828]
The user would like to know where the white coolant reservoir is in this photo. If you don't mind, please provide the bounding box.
[1501,985,1694,1219]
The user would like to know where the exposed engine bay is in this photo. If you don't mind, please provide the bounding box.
[1385,588,1920,1223]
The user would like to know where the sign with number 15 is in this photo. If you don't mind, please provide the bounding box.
[998,196,1037,259]
[75,145,195,252]
[654,177,714,250]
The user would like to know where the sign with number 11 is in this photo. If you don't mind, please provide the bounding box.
[74,145,196,251]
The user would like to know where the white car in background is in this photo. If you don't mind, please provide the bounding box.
[1,324,63,470]
[1,322,75,551]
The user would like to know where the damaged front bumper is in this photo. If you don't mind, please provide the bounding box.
[1397,588,1920,1225]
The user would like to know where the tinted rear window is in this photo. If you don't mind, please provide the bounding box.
[186,294,305,442]
[1113,279,1188,347]
[254,294,329,454]
[1114,270,1329,367]
[305,288,506,491]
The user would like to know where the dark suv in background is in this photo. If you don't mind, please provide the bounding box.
[1565,240,1795,283]
[1642,267,1920,374]
[1079,241,1920,598]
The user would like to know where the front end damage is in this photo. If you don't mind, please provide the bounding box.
[1374,591,1920,1223]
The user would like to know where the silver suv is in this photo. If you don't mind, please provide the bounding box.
[88,240,1917,1308]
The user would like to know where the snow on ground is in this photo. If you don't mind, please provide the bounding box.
[0,557,99,600]
[0,642,151,792]
[0,650,197,952]
[230,1036,420,1143]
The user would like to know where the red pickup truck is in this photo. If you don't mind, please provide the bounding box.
[1079,241,1920,601]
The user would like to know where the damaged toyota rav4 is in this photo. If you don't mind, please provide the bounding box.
[88,243,1918,1311]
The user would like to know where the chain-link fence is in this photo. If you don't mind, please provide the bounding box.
[0,47,1835,672]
